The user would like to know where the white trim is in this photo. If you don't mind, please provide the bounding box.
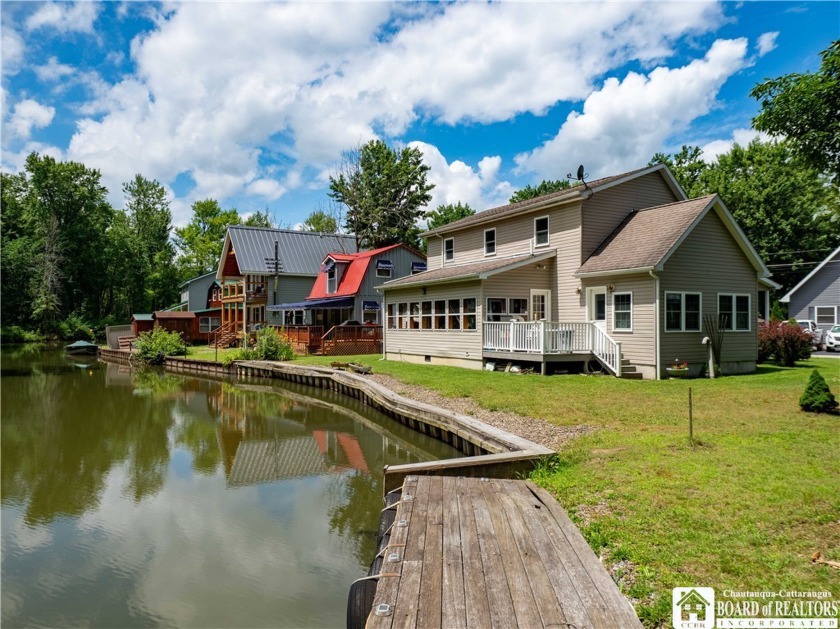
[759,277,783,290]
[534,215,550,248]
[575,266,654,279]
[780,245,840,302]
[717,293,751,332]
[484,228,497,257]
[650,271,660,379]
[815,305,837,326]
[612,291,633,332]
[444,237,455,263]
[529,289,551,321]
[664,291,702,332]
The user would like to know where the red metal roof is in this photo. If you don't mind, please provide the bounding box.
[307,244,404,300]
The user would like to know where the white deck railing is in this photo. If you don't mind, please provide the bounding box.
[483,321,622,376]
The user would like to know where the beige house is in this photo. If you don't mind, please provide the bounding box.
[379,164,776,379]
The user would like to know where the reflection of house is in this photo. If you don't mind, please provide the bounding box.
[270,244,426,354]
[215,226,357,344]
[380,164,776,379]
[780,245,840,327]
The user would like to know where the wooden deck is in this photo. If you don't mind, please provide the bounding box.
[366,476,642,629]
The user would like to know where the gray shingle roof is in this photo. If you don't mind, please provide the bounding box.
[424,164,666,236]
[227,437,328,487]
[577,195,716,275]
[381,251,556,289]
[228,226,357,275]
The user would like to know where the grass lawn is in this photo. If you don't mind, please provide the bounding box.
[297,353,839,625]
[183,345,238,362]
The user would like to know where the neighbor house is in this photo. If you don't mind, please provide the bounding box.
[174,271,224,341]
[268,244,426,354]
[215,226,357,346]
[379,164,776,379]
[780,245,840,327]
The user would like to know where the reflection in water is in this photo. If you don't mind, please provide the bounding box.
[1,347,459,628]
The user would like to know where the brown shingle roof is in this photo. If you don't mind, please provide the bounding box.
[423,164,665,236]
[576,195,716,275]
[381,251,556,289]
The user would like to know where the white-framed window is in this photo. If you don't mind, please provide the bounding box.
[421,301,432,329]
[199,317,221,333]
[463,298,477,330]
[613,292,632,332]
[815,306,837,325]
[387,304,396,329]
[484,228,496,256]
[398,303,408,329]
[326,266,337,294]
[534,216,549,247]
[448,299,461,329]
[444,238,454,262]
[376,260,393,278]
[665,292,702,332]
[389,299,477,332]
[409,302,421,329]
[434,300,446,329]
[509,298,528,316]
[486,297,507,322]
[284,310,305,326]
[718,293,750,331]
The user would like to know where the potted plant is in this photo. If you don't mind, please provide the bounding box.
[666,359,690,379]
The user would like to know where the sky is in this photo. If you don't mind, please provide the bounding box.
[1,1,837,229]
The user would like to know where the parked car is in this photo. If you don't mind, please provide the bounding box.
[796,320,826,350]
[824,325,840,352]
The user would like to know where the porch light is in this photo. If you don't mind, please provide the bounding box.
[607,284,615,292]
[575,287,582,295]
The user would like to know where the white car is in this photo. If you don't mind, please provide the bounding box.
[825,325,840,351]
[797,320,826,350]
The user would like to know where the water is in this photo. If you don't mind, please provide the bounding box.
[1,346,460,628]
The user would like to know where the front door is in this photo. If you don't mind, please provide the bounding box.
[588,288,607,331]
[530,289,551,321]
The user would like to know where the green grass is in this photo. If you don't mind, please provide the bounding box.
[184,345,238,362]
[296,353,840,625]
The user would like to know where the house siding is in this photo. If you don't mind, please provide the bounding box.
[581,171,680,262]
[660,210,758,376]
[483,265,554,316]
[185,274,217,311]
[787,249,840,323]
[354,248,426,322]
[383,281,483,368]
[427,237,443,269]
[266,275,316,325]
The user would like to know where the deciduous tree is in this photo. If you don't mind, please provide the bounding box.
[174,199,239,278]
[425,202,475,230]
[302,209,339,233]
[509,179,570,203]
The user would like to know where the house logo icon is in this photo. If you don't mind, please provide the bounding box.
[672,587,715,629]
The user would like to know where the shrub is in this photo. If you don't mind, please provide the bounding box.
[757,321,812,366]
[799,370,839,414]
[253,326,294,361]
[60,313,95,341]
[0,326,44,344]
[133,327,187,364]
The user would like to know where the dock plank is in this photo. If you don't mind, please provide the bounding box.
[456,484,492,629]
[440,476,467,629]
[417,476,443,629]
[391,560,423,629]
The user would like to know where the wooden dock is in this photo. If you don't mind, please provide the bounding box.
[365,476,642,629]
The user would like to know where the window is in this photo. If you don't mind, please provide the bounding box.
[387,304,396,329]
[326,266,337,293]
[718,294,750,331]
[411,261,427,274]
[398,303,408,329]
[448,299,461,330]
[434,300,446,329]
[484,229,496,256]
[816,306,837,325]
[463,298,477,330]
[665,292,702,332]
[376,260,393,278]
[534,216,549,247]
[613,293,632,331]
[421,301,432,329]
[509,298,528,316]
[199,317,221,333]
[409,302,421,329]
[284,310,305,326]
[444,238,454,262]
[487,297,507,322]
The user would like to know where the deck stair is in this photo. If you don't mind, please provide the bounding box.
[209,322,237,348]
[118,336,136,351]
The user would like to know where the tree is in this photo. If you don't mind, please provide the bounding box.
[751,40,840,182]
[302,209,339,233]
[509,179,570,203]
[329,140,434,249]
[174,199,239,279]
[426,202,475,230]
[242,209,275,228]
[648,146,708,197]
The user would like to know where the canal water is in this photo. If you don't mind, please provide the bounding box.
[1,346,460,628]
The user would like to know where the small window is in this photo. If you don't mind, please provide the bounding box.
[484,229,496,256]
[376,259,393,278]
[463,298,477,330]
[486,297,507,322]
[387,304,396,329]
[444,238,454,262]
[718,294,750,331]
[509,298,528,316]
[448,299,461,330]
[613,292,632,332]
[665,292,702,332]
[534,216,549,247]
[816,306,837,326]
[433,300,446,329]
[326,266,337,294]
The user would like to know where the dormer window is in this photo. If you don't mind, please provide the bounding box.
[325,260,337,294]
[444,238,454,262]
[484,228,496,256]
[534,216,549,247]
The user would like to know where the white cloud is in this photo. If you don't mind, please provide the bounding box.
[1,26,25,76]
[246,178,286,201]
[410,142,513,214]
[700,128,773,163]
[8,99,56,139]
[34,56,75,82]
[1,140,63,175]
[515,39,751,180]
[26,1,100,34]
[756,32,779,57]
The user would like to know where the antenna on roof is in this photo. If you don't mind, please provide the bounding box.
[567,164,590,192]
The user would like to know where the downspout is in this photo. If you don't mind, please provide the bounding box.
[650,270,660,380]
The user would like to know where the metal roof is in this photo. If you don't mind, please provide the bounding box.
[225,226,357,276]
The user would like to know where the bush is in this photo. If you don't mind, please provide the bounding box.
[221,347,258,366]
[799,369,839,414]
[757,321,812,366]
[133,327,187,364]
[0,326,44,344]
[253,326,294,361]
[60,313,95,341]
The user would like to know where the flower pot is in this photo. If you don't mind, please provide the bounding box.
[666,367,690,379]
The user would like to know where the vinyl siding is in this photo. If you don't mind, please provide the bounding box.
[426,236,443,269]
[266,275,316,325]
[186,274,217,311]
[581,172,680,261]
[660,210,758,375]
[483,265,553,317]
[383,281,483,361]
[354,248,426,322]
[787,249,840,322]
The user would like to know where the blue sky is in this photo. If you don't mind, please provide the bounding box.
[1,1,837,228]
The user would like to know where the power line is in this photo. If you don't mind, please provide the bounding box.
[766,260,840,269]
[763,247,836,257]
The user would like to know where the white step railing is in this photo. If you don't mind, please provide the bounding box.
[483,321,622,376]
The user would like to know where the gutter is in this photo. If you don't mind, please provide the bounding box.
[575,266,654,279]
